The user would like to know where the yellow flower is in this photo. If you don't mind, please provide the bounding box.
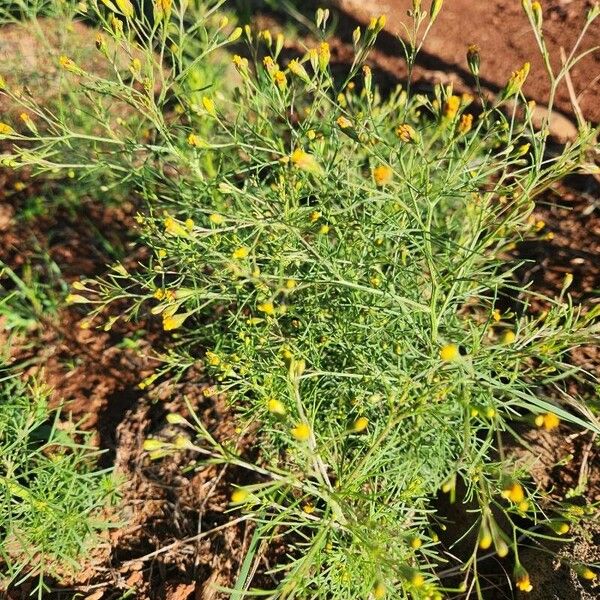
[535,412,560,431]
[59,55,77,72]
[290,148,322,175]
[154,0,173,17]
[443,95,460,119]
[263,56,279,77]
[232,246,249,259]
[111,15,123,33]
[231,488,249,504]
[318,224,330,235]
[336,116,352,129]
[479,527,493,550]
[409,536,422,549]
[396,123,418,143]
[209,213,224,225]
[164,216,189,237]
[317,41,330,72]
[411,572,425,587]
[578,567,597,581]
[352,416,369,433]
[0,122,14,135]
[502,482,525,504]
[496,540,509,557]
[202,96,216,116]
[515,568,533,592]
[458,113,473,135]
[291,422,311,441]
[373,582,386,599]
[500,330,516,344]
[552,522,570,535]
[531,1,543,25]
[309,210,322,223]
[439,343,459,362]
[205,351,221,366]
[267,398,286,415]
[232,54,249,74]
[187,133,204,148]
[302,502,315,514]
[185,218,194,231]
[257,302,275,315]
[503,62,531,99]
[162,312,190,331]
[373,165,393,186]
[274,69,287,89]
[492,309,501,322]
[259,29,272,46]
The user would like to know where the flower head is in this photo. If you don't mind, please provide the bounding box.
[373,165,393,186]
[577,566,597,581]
[535,412,560,431]
[502,482,525,504]
[467,44,480,76]
[443,95,460,120]
[164,216,190,237]
[317,41,330,72]
[515,566,533,592]
[202,96,216,116]
[257,301,275,315]
[291,422,311,441]
[396,123,418,143]
[336,115,353,129]
[267,398,286,415]
[352,416,369,433]
[291,148,323,175]
[231,488,249,504]
[500,330,516,344]
[458,113,473,135]
[373,582,386,599]
[209,213,224,225]
[59,55,78,72]
[440,343,460,362]
[163,312,191,331]
[232,246,249,260]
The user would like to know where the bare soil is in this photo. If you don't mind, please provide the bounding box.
[335,0,600,125]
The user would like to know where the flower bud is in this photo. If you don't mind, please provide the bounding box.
[467,44,480,77]
[430,0,443,20]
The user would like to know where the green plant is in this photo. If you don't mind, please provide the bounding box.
[1,1,599,598]
[0,371,115,598]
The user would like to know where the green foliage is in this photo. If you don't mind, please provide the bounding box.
[0,372,115,597]
[1,1,599,598]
